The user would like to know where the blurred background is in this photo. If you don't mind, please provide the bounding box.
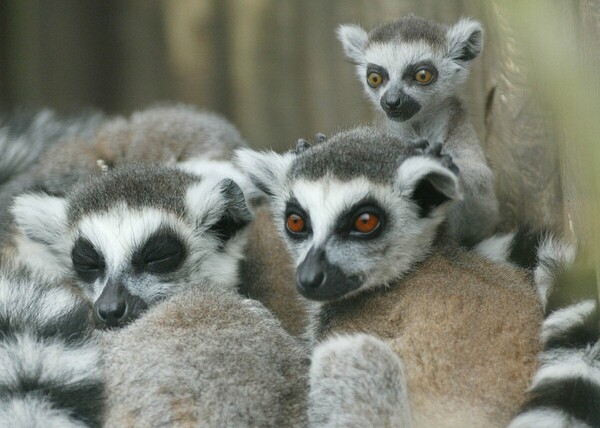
[1,0,599,297]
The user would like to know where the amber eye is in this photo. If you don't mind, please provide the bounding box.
[415,68,433,85]
[367,72,384,88]
[286,213,305,234]
[353,212,380,234]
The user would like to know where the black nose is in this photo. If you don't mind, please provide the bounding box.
[93,281,134,329]
[96,299,127,326]
[383,97,401,109]
[296,247,327,291]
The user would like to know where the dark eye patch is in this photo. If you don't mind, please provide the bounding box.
[366,64,389,81]
[209,215,250,245]
[285,198,312,240]
[402,61,438,84]
[335,199,386,240]
[71,237,105,282]
[133,228,186,275]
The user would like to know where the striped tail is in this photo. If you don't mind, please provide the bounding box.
[0,262,103,427]
[509,235,599,428]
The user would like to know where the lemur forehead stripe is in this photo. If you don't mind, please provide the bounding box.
[368,15,448,50]
[289,127,418,183]
[66,164,200,223]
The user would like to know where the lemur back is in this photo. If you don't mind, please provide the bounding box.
[236,126,543,427]
[337,15,499,246]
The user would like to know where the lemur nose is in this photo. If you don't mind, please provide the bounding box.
[297,269,326,290]
[96,300,127,327]
[384,97,402,109]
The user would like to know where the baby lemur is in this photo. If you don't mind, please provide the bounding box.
[236,127,543,427]
[337,15,498,246]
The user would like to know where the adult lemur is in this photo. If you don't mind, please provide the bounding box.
[337,15,498,246]
[7,163,309,426]
[2,105,306,335]
[236,127,542,427]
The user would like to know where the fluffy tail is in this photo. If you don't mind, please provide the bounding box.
[0,262,103,427]
[509,234,599,428]
[0,110,104,188]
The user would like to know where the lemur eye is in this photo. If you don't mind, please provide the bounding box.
[367,72,384,88]
[286,214,306,234]
[353,212,380,234]
[72,238,105,282]
[415,68,433,85]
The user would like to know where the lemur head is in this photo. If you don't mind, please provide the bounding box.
[236,127,461,302]
[11,164,254,329]
[337,15,483,122]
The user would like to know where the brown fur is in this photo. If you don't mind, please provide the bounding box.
[316,243,543,427]
[240,208,309,336]
[101,286,309,427]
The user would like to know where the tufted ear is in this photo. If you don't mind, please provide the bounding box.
[186,178,253,244]
[447,18,483,63]
[396,156,461,218]
[234,148,295,199]
[337,24,369,64]
[11,193,68,245]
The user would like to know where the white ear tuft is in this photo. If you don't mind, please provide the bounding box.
[447,18,483,63]
[233,148,295,199]
[11,193,68,245]
[336,24,369,64]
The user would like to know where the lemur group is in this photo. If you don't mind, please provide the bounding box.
[0,15,597,428]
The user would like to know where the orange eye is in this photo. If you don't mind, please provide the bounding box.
[354,212,380,234]
[367,72,383,88]
[415,68,433,85]
[286,214,305,234]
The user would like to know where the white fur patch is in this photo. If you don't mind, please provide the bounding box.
[508,408,590,428]
[337,24,369,64]
[474,232,515,264]
[234,148,295,197]
[541,299,597,345]
[0,397,88,428]
[11,194,68,246]
[534,235,576,309]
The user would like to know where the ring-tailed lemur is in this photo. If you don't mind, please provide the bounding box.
[236,126,543,427]
[337,15,499,246]
[0,258,103,427]
[11,163,255,329]
[0,104,246,262]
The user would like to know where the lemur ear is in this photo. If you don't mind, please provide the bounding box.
[397,157,461,218]
[11,193,68,245]
[447,18,483,63]
[234,149,295,199]
[337,24,369,64]
[186,178,253,243]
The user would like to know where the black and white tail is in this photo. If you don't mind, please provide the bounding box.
[0,262,103,427]
[509,235,600,428]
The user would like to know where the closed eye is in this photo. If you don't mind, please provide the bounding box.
[134,229,186,274]
[71,237,105,281]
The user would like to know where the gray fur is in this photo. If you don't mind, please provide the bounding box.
[101,284,309,427]
[11,163,254,324]
[0,104,246,251]
[368,15,447,49]
[0,259,102,427]
[236,126,460,300]
[309,334,411,427]
[337,16,497,246]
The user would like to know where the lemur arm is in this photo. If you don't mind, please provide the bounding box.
[308,334,412,428]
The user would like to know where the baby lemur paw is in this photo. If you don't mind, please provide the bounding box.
[412,140,459,175]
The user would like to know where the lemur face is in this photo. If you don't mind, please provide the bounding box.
[337,16,483,122]
[236,127,461,302]
[12,165,254,329]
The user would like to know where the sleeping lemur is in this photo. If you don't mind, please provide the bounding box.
[236,126,542,427]
[6,162,310,426]
[337,15,498,246]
